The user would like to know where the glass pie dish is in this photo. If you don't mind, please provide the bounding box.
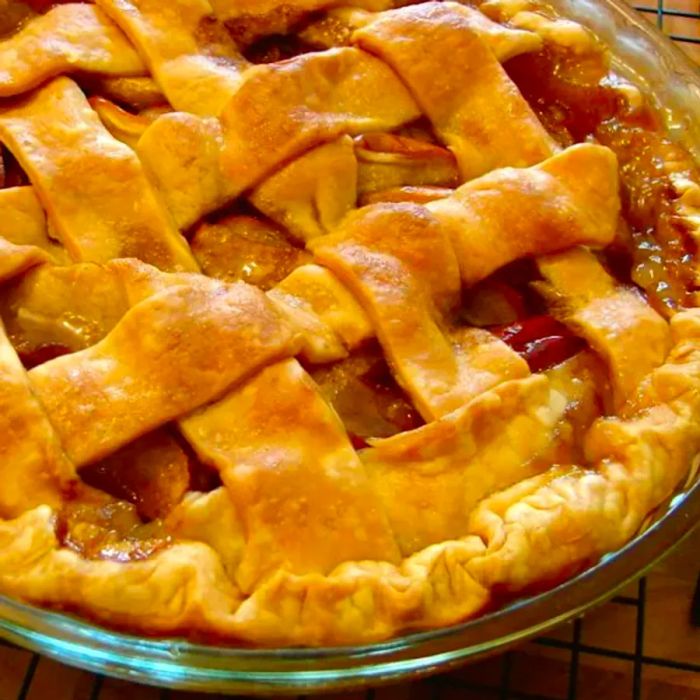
[0,0,699,694]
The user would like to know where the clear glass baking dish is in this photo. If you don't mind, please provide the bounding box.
[0,0,699,693]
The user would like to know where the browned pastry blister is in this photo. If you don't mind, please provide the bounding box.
[0,0,698,649]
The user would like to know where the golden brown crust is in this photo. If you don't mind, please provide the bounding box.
[312,202,490,420]
[0,0,695,650]
[0,187,67,263]
[137,112,234,231]
[0,78,198,270]
[181,359,400,592]
[271,264,373,350]
[219,47,421,194]
[267,290,349,363]
[428,144,620,285]
[314,200,462,310]
[28,280,298,465]
[0,137,652,648]
[362,375,567,555]
[250,137,359,243]
[95,0,249,116]
[0,4,146,98]
[353,3,552,178]
[226,536,488,645]
[313,145,618,419]
[0,324,75,518]
[0,314,698,644]
[536,248,671,409]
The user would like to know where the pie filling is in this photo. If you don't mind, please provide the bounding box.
[0,0,699,647]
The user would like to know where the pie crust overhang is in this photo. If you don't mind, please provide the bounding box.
[0,0,698,647]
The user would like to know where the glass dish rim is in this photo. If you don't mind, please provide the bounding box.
[1,480,697,693]
[1,0,699,692]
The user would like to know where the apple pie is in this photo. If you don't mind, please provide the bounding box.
[0,0,699,646]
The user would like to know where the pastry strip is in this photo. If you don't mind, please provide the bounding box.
[28,280,297,466]
[271,264,372,350]
[0,78,198,270]
[181,358,401,592]
[219,47,421,195]
[0,239,50,285]
[0,186,67,263]
[354,2,554,178]
[137,113,233,231]
[0,322,75,517]
[250,137,359,243]
[363,375,567,555]
[536,247,671,410]
[312,202,529,420]
[96,0,249,115]
[267,292,349,364]
[427,143,620,286]
[0,4,146,98]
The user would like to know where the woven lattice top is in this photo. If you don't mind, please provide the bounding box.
[0,0,699,647]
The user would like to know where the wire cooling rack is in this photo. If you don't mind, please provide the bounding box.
[634,0,700,42]
[632,0,700,61]
[0,4,697,700]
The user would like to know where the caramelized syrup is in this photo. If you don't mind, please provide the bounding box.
[506,44,699,314]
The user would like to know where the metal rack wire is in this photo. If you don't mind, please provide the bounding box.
[633,2,700,45]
